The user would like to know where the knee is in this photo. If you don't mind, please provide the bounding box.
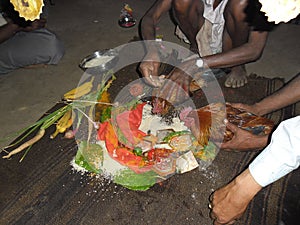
[224,0,248,23]
[173,0,193,15]
[50,38,65,64]
[45,34,65,64]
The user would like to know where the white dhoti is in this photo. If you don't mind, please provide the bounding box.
[175,0,229,57]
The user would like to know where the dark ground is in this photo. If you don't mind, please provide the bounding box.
[0,1,300,225]
[2,64,299,224]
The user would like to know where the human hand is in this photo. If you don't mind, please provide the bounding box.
[221,120,268,151]
[230,103,259,116]
[209,169,262,225]
[22,18,46,32]
[139,50,162,87]
[153,67,192,107]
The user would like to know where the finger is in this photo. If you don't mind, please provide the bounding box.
[214,219,233,225]
[220,142,233,151]
[152,62,159,77]
[230,103,246,110]
[210,211,217,220]
[213,217,236,225]
[214,141,223,148]
[149,75,162,87]
[144,75,159,87]
[140,65,160,87]
[214,219,223,225]
[213,216,232,225]
[159,75,166,80]
[141,62,163,87]
[225,121,238,133]
[228,219,237,224]
[209,193,214,202]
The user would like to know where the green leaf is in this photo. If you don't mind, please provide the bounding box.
[162,130,191,142]
[100,106,112,123]
[75,140,103,174]
[114,169,158,191]
[203,141,217,161]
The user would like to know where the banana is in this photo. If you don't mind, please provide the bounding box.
[63,77,95,100]
[50,109,74,139]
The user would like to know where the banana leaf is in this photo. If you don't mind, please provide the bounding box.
[114,169,158,191]
[75,140,103,174]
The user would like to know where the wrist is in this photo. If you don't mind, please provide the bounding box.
[253,102,268,116]
[235,169,262,199]
[240,134,268,151]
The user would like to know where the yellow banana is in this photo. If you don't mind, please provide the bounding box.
[50,109,74,139]
[63,77,95,100]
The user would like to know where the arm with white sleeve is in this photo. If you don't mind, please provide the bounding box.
[211,116,300,224]
[249,116,300,187]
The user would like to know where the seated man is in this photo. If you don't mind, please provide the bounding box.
[139,0,272,88]
[0,2,64,74]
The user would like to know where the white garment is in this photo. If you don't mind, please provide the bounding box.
[199,0,229,55]
[249,116,300,187]
[175,0,229,56]
[0,14,7,26]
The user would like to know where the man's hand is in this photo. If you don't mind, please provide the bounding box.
[139,49,162,87]
[230,103,260,116]
[221,120,268,151]
[210,169,262,225]
[167,66,193,93]
[154,67,193,107]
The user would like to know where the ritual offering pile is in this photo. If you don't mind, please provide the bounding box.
[71,75,219,191]
[2,70,274,191]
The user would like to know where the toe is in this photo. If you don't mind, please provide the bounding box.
[224,78,233,87]
[239,77,248,87]
[236,80,242,88]
[232,82,237,88]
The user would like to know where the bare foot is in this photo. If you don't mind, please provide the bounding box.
[224,66,248,88]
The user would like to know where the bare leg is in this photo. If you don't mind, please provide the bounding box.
[172,0,204,53]
[223,0,250,88]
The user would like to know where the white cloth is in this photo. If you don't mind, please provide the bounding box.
[199,0,229,55]
[175,0,229,56]
[249,116,300,187]
[0,14,7,26]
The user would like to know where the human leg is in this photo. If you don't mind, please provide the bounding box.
[223,0,250,88]
[0,28,64,74]
[172,0,204,53]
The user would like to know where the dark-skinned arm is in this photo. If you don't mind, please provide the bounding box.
[139,0,174,87]
[232,73,300,116]
[140,0,172,40]
[202,31,268,68]
[203,0,269,68]
[253,73,300,115]
[211,168,262,225]
[221,73,300,151]
[0,22,20,43]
